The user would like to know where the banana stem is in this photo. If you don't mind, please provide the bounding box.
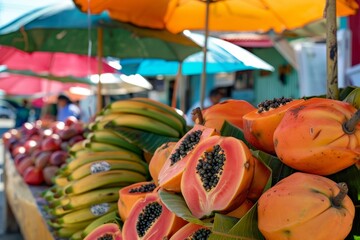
[343,108,360,134]
[331,182,348,208]
[192,107,204,125]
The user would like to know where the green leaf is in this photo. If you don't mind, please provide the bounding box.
[220,121,253,149]
[105,124,179,154]
[159,189,212,227]
[339,86,357,101]
[209,205,264,240]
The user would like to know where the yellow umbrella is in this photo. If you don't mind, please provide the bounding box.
[74,0,358,106]
[74,0,358,34]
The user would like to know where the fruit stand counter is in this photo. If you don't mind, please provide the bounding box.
[4,152,55,240]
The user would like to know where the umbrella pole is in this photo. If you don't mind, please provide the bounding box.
[325,0,339,100]
[172,62,183,108]
[200,0,210,109]
[97,27,104,114]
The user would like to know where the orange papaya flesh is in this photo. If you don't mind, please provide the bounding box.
[247,156,271,202]
[181,135,255,219]
[122,192,187,240]
[243,98,305,154]
[149,142,177,186]
[257,172,355,240]
[84,223,122,240]
[274,98,360,175]
[169,222,212,240]
[158,125,217,192]
[196,99,256,132]
[118,181,157,222]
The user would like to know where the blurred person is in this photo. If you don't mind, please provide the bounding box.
[57,93,81,122]
[185,88,224,126]
[15,99,30,128]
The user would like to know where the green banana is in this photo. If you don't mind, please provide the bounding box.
[130,97,187,131]
[108,114,180,138]
[54,227,84,238]
[47,219,93,229]
[62,150,143,174]
[87,129,143,155]
[62,187,120,210]
[64,170,147,195]
[67,159,148,181]
[81,210,119,238]
[91,113,125,130]
[56,202,118,224]
[84,140,138,152]
[70,229,83,240]
[104,104,185,135]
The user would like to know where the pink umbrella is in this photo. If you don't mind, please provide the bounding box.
[0,46,117,77]
[0,72,89,97]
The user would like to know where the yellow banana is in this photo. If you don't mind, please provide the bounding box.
[84,141,139,152]
[49,205,76,217]
[87,129,143,155]
[63,150,143,174]
[64,170,147,195]
[48,219,93,229]
[130,97,186,130]
[81,210,118,238]
[71,149,92,159]
[67,159,148,181]
[68,139,86,155]
[53,175,70,187]
[107,114,180,138]
[91,113,125,130]
[105,103,184,134]
[62,187,120,210]
[56,202,118,224]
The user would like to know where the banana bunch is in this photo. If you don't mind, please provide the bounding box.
[92,97,187,138]
[42,123,150,239]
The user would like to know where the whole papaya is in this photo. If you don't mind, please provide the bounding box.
[274,98,360,175]
[258,172,355,240]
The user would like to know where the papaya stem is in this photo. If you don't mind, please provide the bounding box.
[192,107,205,125]
[342,108,360,134]
[331,182,348,208]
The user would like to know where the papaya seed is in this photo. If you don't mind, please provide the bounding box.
[136,202,162,237]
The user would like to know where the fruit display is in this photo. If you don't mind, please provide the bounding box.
[2,117,86,185]
[3,94,360,240]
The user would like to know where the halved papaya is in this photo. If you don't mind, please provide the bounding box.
[194,99,256,132]
[149,142,177,186]
[274,97,360,175]
[84,223,122,240]
[181,135,255,219]
[242,97,305,154]
[118,181,157,222]
[122,192,186,240]
[158,124,217,192]
[170,222,212,240]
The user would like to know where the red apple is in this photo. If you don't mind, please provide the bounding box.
[49,150,69,166]
[23,166,44,185]
[20,122,38,138]
[58,127,78,141]
[23,139,39,155]
[71,121,85,135]
[64,116,78,127]
[14,153,27,166]
[16,156,34,176]
[41,134,62,151]
[41,129,54,138]
[43,166,59,185]
[67,134,85,147]
[50,121,65,134]
[11,145,27,158]
[34,151,52,169]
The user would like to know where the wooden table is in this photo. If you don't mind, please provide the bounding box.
[4,152,55,240]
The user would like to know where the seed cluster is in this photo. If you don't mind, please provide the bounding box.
[136,202,162,237]
[129,183,156,193]
[257,97,293,113]
[189,228,212,240]
[170,130,203,166]
[98,234,113,240]
[196,145,225,192]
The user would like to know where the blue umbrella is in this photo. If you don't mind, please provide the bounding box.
[120,32,274,76]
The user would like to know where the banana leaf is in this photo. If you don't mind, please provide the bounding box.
[104,124,179,154]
